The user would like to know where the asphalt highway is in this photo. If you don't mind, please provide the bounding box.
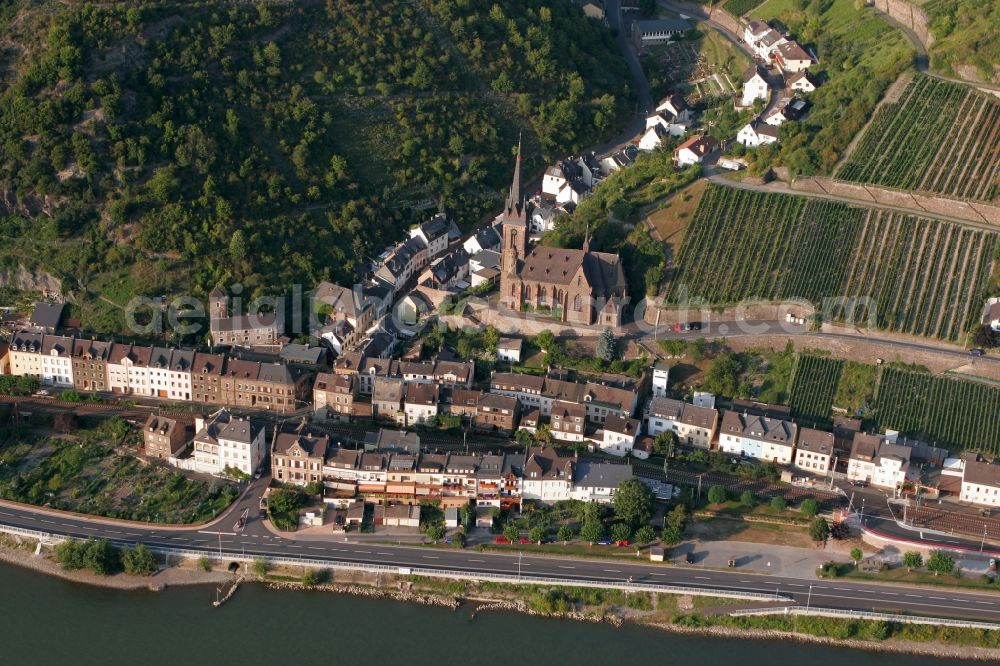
[3,489,1000,623]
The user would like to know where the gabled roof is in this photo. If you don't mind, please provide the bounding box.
[29,302,64,330]
[193,351,225,375]
[72,338,111,360]
[404,381,439,406]
[604,415,640,436]
[676,134,719,157]
[523,446,574,481]
[274,430,330,459]
[797,427,834,455]
[574,461,632,488]
[743,64,767,84]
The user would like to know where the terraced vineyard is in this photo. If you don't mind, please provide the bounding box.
[837,74,1000,202]
[667,186,998,341]
[873,367,1000,455]
[788,355,843,426]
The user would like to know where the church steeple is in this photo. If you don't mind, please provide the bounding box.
[504,134,527,226]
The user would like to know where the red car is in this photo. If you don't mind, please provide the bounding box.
[615,540,630,547]
[673,323,682,332]
[494,536,511,544]
[518,537,531,545]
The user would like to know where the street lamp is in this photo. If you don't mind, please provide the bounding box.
[806,584,813,611]
[518,551,523,581]
[982,525,988,553]
[859,498,866,527]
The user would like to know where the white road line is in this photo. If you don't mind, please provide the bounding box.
[468,559,485,562]
[787,583,804,587]
[905,594,921,598]
[558,566,575,570]
[604,569,621,573]
[883,592,898,596]
[695,576,711,580]
[975,601,994,605]
[650,573,665,576]
[307,547,324,551]
[929,596,946,600]
[376,552,393,556]
[422,556,439,560]
[355,550,371,554]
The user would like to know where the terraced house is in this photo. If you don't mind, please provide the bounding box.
[271,423,330,487]
[71,338,111,393]
[192,409,265,477]
[719,411,797,464]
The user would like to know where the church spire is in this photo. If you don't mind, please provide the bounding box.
[505,133,525,221]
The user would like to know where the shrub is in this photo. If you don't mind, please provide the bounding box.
[198,556,212,572]
[634,525,656,544]
[800,498,819,517]
[770,496,787,512]
[556,524,575,542]
[707,485,728,504]
[902,551,923,571]
[739,490,756,508]
[809,517,830,542]
[252,558,270,577]
[122,543,157,576]
[610,522,632,543]
[926,551,955,576]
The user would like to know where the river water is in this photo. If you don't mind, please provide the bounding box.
[0,563,974,665]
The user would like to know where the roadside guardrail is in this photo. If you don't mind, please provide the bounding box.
[729,605,1000,630]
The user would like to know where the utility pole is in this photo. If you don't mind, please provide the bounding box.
[518,551,523,581]
[806,585,813,611]
[982,525,988,553]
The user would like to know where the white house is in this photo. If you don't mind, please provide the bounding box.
[463,226,502,255]
[654,93,692,122]
[497,337,523,363]
[599,415,640,457]
[192,409,266,476]
[409,213,452,261]
[793,427,835,474]
[403,381,439,427]
[743,19,771,48]
[764,97,807,126]
[982,298,1000,332]
[550,400,587,443]
[719,411,797,464]
[638,124,669,152]
[39,335,75,387]
[652,362,670,398]
[570,461,632,504]
[960,459,1000,508]
[741,65,769,107]
[785,70,817,93]
[846,432,912,491]
[8,330,45,382]
[737,120,780,147]
[750,28,787,60]
[774,41,812,73]
[646,112,688,136]
[673,134,719,166]
[521,446,574,503]
[644,397,718,449]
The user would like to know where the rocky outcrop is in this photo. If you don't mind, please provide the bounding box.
[0,265,61,294]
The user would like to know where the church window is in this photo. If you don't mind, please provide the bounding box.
[574,295,582,312]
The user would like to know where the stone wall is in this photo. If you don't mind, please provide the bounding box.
[872,0,934,48]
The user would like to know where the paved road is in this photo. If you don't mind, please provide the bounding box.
[4,497,1000,621]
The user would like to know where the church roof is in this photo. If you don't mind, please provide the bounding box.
[503,136,528,227]
[518,246,626,294]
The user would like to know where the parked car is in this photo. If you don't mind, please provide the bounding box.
[518,537,531,545]
[596,539,613,546]
[689,322,702,331]
[615,540,630,547]
[970,348,985,357]
[494,536,511,544]
[673,323,682,332]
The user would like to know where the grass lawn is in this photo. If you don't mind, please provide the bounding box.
[698,28,751,77]
[0,420,239,524]
[479,541,653,561]
[688,516,817,549]
[821,561,1000,592]
[833,360,877,416]
[645,178,708,248]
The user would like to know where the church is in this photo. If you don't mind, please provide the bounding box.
[499,140,627,328]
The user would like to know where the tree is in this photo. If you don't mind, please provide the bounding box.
[529,526,546,543]
[514,429,534,449]
[850,548,863,565]
[662,526,684,546]
[610,522,632,543]
[252,558,270,577]
[740,490,756,508]
[652,431,677,457]
[557,524,575,543]
[301,569,323,586]
[580,519,606,544]
[122,543,157,576]
[425,523,446,542]
[596,326,618,363]
[809,517,830,543]
[535,329,556,353]
[503,523,520,543]
[665,504,688,533]
[972,325,996,348]
[613,478,654,528]
[926,551,955,576]
[800,498,820,517]
[902,551,923,571]
[707,485,728,505]
[703,352,742,397]
[634,525,656,544]
[770,496,787,512]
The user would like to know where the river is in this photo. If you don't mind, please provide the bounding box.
[0,563,975,665]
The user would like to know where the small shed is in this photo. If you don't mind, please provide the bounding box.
[444,507,459,528]
[649,546,665,562]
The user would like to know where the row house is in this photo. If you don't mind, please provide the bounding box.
[220,360,310,414]
[445,387,483,421]
[408,213,455,261]
[271,423,330,487]
[192,409,265,477]
[599,415,641,457]
[191,352,226,404]
[474,393,520,434]
[71,338,112,392]
[793,427,835,474]
[521,446,575,503]
[313,372,358,421]
[550,400,588,443]
[108,343,153,395]
[489,371,638,423]
[313,282,380,354]
[403,382,439,427]
[335,352,397,395]
[374,236,428,294]
[644,397,718,449]
[148,347,194,401]
[719,411,797,464]
[373,377,406,423]
[40,335,74,387]
[8,330,44,380]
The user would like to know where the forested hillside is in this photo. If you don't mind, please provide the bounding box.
[0,0,631,331]
[923,0,999,84]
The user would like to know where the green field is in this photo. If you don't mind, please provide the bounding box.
[724,0,767,16]
[873,367,1000,454]
[838,74,1000,202]
[667,185,998,341]
[788,355,843,426]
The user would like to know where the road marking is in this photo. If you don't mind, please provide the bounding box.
[422,556,439,560]
[558,566,575,570]
[905,594,921,598]
[787,583,804,587]
[929,596,946,600]
[287,545,302,549]
[695,576,711,580]
[376,552,393,556]
[468,558,485,562]
[975,601,994,605]
[650,573,665,576]
[882,592,898,596]
[604,569,621,573]
[308,547,324,551]
[355,549,371,554]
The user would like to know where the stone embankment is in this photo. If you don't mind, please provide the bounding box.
[264,580,461,609]
[471,600,624,627]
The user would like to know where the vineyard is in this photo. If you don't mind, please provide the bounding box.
[837,74,1000,202]
[667,185,998,341]
[873,367,1000,455]
[788,355,843,426]
[723,0,766,16]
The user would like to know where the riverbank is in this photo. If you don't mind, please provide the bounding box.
[4,534,1000,661]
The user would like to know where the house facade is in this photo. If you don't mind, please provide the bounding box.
[719,411,797,463]
[142,415,188,459]
[192,409,265,476]
[793,427,834,473]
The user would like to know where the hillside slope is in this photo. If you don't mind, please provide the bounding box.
[0,0,631,332]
